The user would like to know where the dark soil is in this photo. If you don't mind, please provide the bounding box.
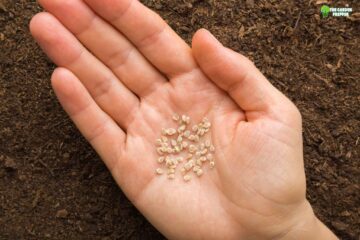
[1,0,359,239]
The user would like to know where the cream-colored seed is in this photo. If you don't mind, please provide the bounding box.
[157,148,164,155]
[182,141,188,148]
[183,175,191,182]
[193,165,200,172]
[177,135,183,143]
[180,168,186,174]
[209,145,215,152]
[174,146,181,153]
[195,151,202,157]
[196,159,203,166]
[178,124,186,133]
[192,125,198,132]
[184,130,191,138]
[200,143,205,150]
[168,174,175,179]
[161,136,168,142]
[210,161,215,168]
[177,157,184,162]
[196,169,203,176]
[184,160,194,170]
[189,145,197,153]
[166,128,177,135]
[200,156,207,162]
[201,149,208,155]
[156,168,164,175]
[205,140,211,148]
[156,139,162,146]
[194,135,200,142]
[161,128,167,135]
[173,114,180,121]
[188,135,195,141]
[171,139,177,147]
[186,154,193,160]
[182,115,190,124]
[168,168,175,174]
[158,156,165,163]
[206,154,213,161]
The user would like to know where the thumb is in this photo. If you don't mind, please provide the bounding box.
[192,29,300,126]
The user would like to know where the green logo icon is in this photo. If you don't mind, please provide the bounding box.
[321,5,330,18]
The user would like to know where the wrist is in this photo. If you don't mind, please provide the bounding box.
[279,201,338,240]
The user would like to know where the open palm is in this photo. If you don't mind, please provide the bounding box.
[30,0,311,239]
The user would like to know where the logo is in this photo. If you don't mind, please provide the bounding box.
[321,5,331,18]
[321,5,353,18]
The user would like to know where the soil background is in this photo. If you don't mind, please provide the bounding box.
[0,0,359,239]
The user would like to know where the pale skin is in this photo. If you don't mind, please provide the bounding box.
[29,0,338,239]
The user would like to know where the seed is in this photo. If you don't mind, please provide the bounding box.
[168,168,175,174]
[184,160,194,170]
[182,141,188,149]
[205,140,211,148]
[196,169,203,176]
[193,135,200,142]
[206,154,213,161]
[203,121,211,128]
[178,124,186,133]
[182,115,190,124]
[183,175,191,182]
[199,143,205,150]
[184,130,191,138]
[200,156,207,162]
[156,168,164,175]
[193,165,200,172]
[157,148,164,155]
[189,145,197,153]
[209,145,215,152]
[196,159,203,166]
[210,161,215,168]
[180,168,186,174]
[169,165,177,169]
[157,156,165,163]
[195,151,202,157]
[166,156,175,165]
[161,136,168,142]
[168,174,175,179]
[176,157,184,162]
[192,125,198,132]
[186,154,193,160]
[202,117,209,123]
[188,135,195,141]
[201,149,208,155]
[166,128,177,135]
[177,135,183,143]
[173,114,180,121]
[167,148,174,154]
[171,139,177,147]
[174,145,181,153]
[156,139,162,146]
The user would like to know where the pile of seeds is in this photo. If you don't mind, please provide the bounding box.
[155,114,215,182]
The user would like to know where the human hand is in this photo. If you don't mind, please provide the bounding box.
[30,0,338,239]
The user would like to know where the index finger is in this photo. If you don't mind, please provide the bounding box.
[84,0,198,78]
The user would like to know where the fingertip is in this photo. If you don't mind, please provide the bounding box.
[51,68,79,98]
[192,28,223,61]
[29,12,58,42]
